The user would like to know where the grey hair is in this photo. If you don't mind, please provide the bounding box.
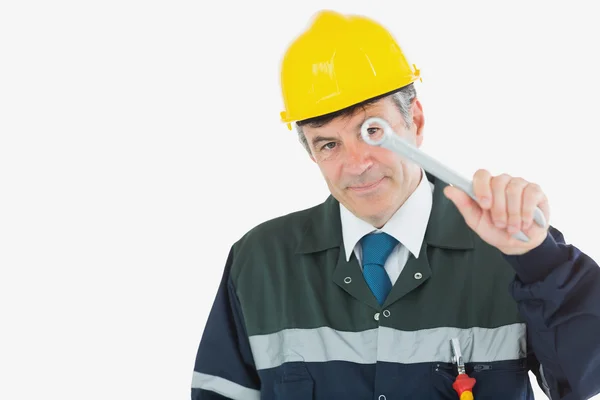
[295,83,417,155]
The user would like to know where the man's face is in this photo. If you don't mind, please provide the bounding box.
[302,96,425,228]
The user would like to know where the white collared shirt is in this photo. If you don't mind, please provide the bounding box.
[339,168,434,285]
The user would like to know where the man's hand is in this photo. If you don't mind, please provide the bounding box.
[443,169,551,255]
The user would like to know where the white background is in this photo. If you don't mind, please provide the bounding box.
[1,1,599,399]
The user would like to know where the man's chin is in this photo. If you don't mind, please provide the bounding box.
[350,197,389,215]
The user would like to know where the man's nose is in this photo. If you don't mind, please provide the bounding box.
[344,141,373,173]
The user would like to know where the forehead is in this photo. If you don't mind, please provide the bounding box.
[304,97,398,135]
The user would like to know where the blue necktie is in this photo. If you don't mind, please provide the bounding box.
[360,232,398,305]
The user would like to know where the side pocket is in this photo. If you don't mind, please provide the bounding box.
[273,362,314,400]
[470,359,529,400]
[431,363,460,400]
[431,360,529,400]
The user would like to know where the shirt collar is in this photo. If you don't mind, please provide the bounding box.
[339,168,434,262]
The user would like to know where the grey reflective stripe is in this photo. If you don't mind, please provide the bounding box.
[378,323,526,364]
[249,323,526,370]
[250,327,378,369]
[191,372,260,400]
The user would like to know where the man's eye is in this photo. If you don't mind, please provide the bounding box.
[322,142,336,151]
[367,127,379,135]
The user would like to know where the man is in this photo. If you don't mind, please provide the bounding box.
[191,10,600,399]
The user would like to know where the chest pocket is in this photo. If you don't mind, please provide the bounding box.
[273,362,314,400]
[432,359,531,400]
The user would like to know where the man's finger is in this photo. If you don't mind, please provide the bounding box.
[444,185,482,229]
[506,178,527,234]
[473,169,493,209]
[522,183,547,231]
[490,174,511,229]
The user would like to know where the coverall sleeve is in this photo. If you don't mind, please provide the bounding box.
[503,226,600,400]
[191,247,261,400]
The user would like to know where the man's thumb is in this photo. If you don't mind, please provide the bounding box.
[443,185,481,228]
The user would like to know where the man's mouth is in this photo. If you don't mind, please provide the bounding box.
[348,177,385,192]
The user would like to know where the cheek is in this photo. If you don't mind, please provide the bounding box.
[372,150,399,170]
[318,161,343,183]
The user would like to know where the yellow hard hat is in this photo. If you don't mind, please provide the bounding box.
[279,10,421,130]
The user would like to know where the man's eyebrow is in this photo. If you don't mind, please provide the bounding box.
[354,116,375,132]
[311,135,338,147]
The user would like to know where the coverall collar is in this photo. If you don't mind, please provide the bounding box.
[296,172,474,254]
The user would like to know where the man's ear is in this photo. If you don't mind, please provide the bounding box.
[411,98,425,147]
